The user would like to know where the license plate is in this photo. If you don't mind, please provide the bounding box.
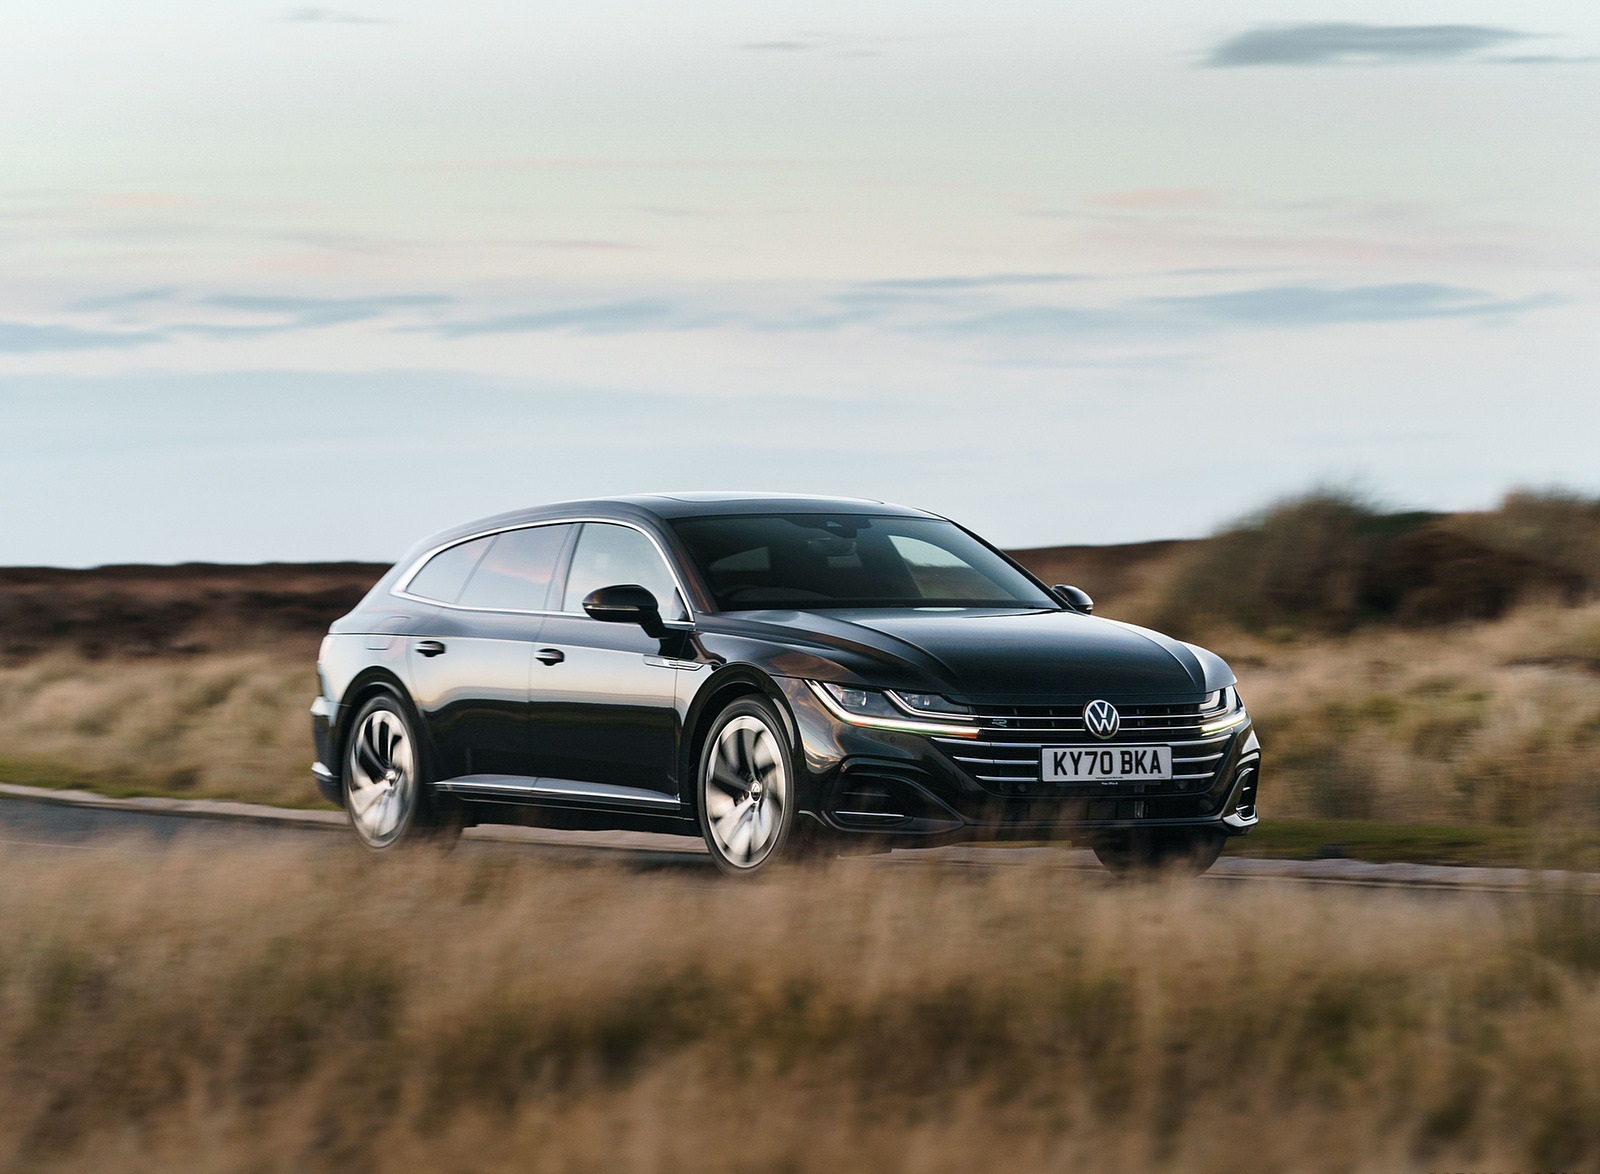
[1041,745,1172,783]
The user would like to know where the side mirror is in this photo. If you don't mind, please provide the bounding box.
[582,584,664,636]
[1052,584,1094,615]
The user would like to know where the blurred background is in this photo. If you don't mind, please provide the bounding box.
[2,0,1597,565]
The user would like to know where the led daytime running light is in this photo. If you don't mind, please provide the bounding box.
[807,681,980,738]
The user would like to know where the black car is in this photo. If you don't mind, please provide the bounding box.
[312,494,1260,875]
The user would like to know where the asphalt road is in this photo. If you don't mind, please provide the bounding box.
[2,783,1594,892]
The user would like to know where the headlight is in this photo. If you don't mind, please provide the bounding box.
[821,683,900,718]
[1200,686,1248,734]
[891,691,972,716]
[807,681,980,738]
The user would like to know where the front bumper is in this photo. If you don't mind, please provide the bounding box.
[779,678,1261,846]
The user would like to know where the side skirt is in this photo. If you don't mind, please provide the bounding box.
[434,773,685,815]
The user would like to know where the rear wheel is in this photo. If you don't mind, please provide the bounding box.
[697,698,797,877]
[1090,827,1226,876]
[343,694,461,851]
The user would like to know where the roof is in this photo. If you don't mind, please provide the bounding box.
[401,492,937,561]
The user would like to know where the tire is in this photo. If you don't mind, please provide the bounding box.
[1090,827,1226,877]
[342,693,462,851]
[696,697,798,877]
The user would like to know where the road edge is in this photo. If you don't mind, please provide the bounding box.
[3,781,1595,890]
[0,781,347,830]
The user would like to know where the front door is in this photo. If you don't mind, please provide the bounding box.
[527,522,688,800]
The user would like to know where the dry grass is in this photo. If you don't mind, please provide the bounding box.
[1208,601,1600,833]
[1,843,1598,1172]
[2,605,1599,838]
[0,649,320,806]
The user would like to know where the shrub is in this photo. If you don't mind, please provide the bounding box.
[1155,489,1586,636]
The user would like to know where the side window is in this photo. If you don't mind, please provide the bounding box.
[561,523,685,618]
[404,535,494,604]
[456,524,571,611]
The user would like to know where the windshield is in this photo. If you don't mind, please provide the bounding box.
[670,514,1058,611]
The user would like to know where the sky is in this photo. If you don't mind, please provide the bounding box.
[2,0,1597,566]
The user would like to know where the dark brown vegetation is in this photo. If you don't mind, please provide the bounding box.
[0,562,387,662]
[1137,489,1594,638]
[2,842,1598,1173]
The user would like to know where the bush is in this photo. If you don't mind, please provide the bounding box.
[1449,489,1600,591]
[1155,489,1587,636]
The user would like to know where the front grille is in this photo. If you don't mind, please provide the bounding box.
[957,699,1223,736]
[931,700,1237,799]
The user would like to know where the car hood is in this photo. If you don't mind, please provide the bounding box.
[719,607,1230,702]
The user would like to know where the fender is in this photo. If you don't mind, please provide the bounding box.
[677,663,804,816]
[335,668,442,788]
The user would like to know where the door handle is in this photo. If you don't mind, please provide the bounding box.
[415,639,447,658]
[535,647,565,666]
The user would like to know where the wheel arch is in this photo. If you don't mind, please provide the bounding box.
[678,666,804,819]
[334,669,439,785]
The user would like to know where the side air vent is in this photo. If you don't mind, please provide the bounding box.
[1232,765,1259,821]
[827,770,960,833]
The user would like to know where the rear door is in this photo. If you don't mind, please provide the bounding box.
[402,524,572,780]
[526,521,689,802]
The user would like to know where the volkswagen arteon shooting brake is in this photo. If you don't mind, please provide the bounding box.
[312,494,1260,875]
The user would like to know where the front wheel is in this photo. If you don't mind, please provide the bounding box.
[343,694,461,851]
[1090,827,1226,877]
[697,698,797,877]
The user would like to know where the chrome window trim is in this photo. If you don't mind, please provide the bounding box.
[391,517,697,623]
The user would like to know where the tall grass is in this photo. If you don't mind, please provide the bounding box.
[3,605,1599,836]
[0,649,317,806]
[1,843,1597,1172]
[1225,600,1600,833]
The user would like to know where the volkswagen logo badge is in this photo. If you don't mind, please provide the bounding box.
[1084,699,1120,740]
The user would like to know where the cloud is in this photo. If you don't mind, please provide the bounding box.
[941,283,1562,337]
[1203,23,1534,67]
[735,32,921,57]
[429,300,680,338]
[67,288,179,313]
[527,239,650,252]
[944,306,1112,336]
[1150,283,1562,326]
[1087,188,1219,211]
[184,293,450,336]
[281,7,393,24]
[1483,54,1598,65]
[861,273,1090,292]
[0,321,163,354]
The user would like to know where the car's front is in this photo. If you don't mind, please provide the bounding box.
[662,504,1260,869]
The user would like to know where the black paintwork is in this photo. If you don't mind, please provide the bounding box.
[312,494,1260,846]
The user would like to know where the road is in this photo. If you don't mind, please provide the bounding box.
[2,782,1594,892]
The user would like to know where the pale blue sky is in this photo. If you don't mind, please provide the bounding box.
[2,1,1597,565]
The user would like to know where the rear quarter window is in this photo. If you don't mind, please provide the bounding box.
[403,536,494,603]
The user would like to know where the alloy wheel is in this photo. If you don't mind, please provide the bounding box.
[346,706,417,847]
[703,714,790,869]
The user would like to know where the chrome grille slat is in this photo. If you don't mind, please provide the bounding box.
[928,696,1240,797]
[935,733,1233,752]
[951,698,1232,743]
